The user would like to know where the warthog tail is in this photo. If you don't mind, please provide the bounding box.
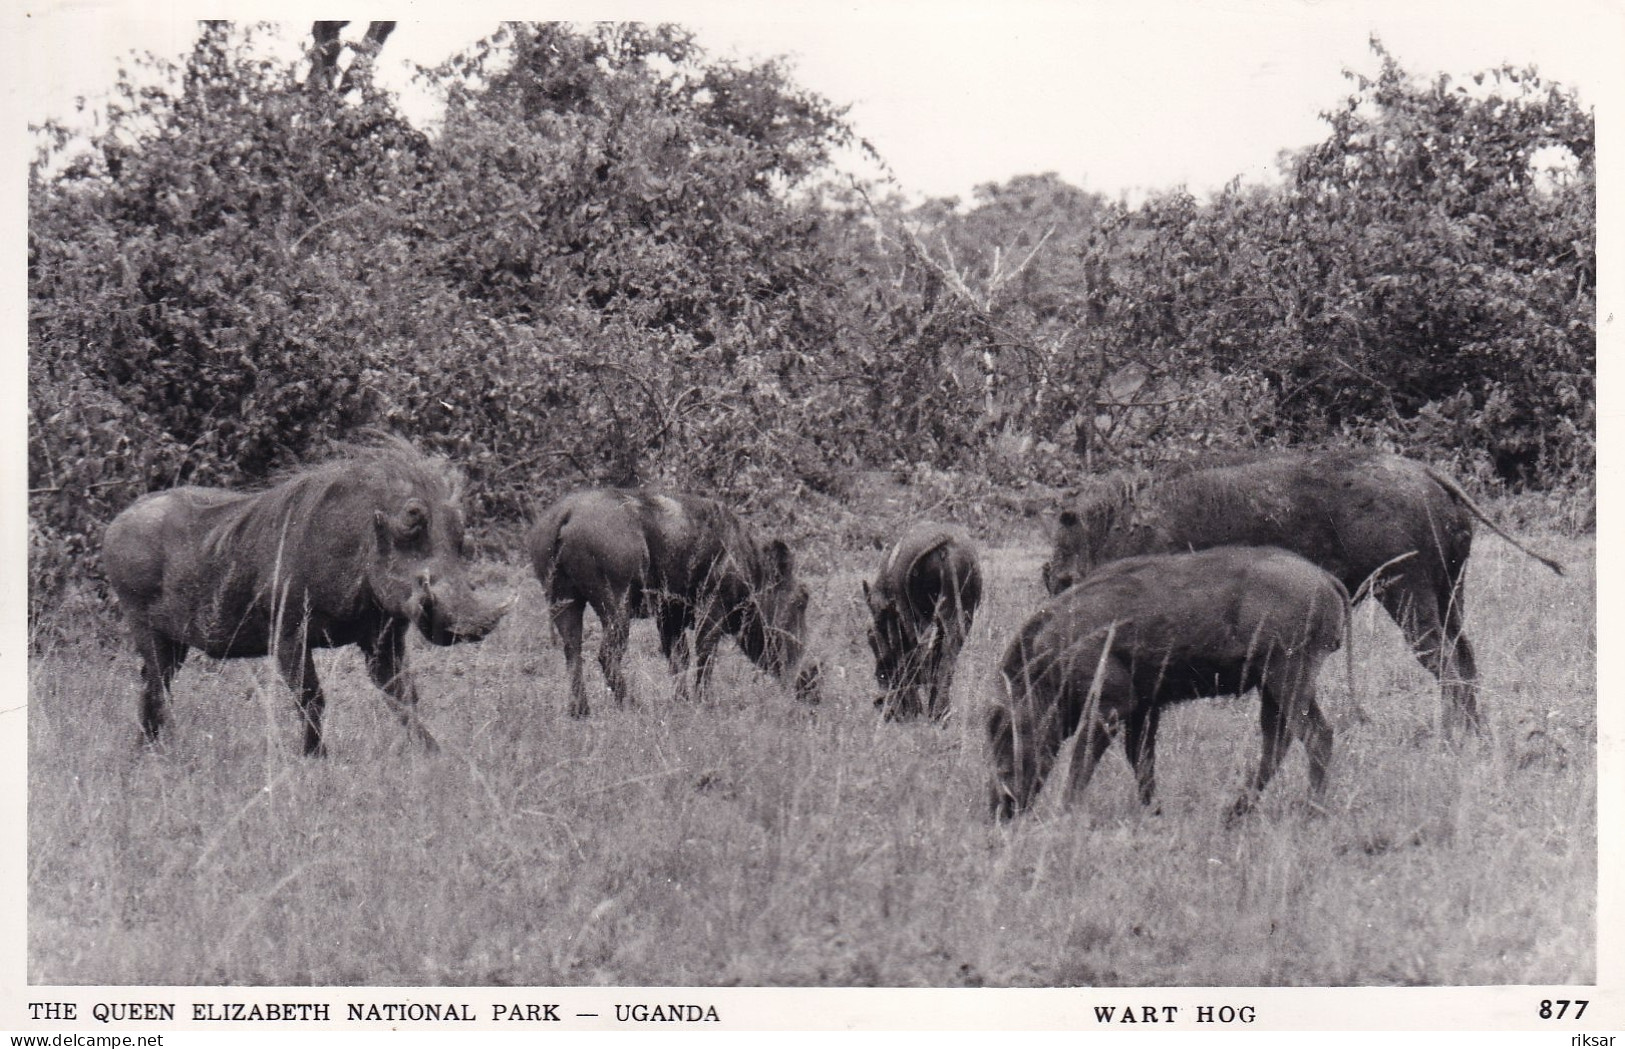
[1339,577,1357,721]
[1423,465,1565,576]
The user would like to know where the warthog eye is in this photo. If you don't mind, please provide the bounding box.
[401,501,428,536]
[379,500,431,548]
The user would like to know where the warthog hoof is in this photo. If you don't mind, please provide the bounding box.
[1223,795,1257,827]
[795,661,823,705]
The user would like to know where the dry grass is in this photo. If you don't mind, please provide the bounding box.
[28,531,1593,986]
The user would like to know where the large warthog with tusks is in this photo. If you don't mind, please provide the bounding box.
[991,545,1352,822]
[863,524,983,722]
[528,488,823,717]
[102,438,513,756]
[1042,450,1563,734]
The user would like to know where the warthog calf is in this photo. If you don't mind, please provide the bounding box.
[863,524,982,721]
[990,545,1350,821]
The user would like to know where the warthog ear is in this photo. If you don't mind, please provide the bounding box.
[766,539,794,585]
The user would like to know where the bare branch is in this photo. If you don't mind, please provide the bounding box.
[338,22,397,95]
[308,21,348,94]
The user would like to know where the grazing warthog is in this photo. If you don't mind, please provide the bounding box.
[862,524,983,722]
[990,546,1351,822]
[528,488,823,717]
[102,438,511,756]
[1041,450,1563,733]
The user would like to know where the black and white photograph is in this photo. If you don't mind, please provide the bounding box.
[5,0,1615,1034]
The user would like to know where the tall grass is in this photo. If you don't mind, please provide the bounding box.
[28,531,1593,986]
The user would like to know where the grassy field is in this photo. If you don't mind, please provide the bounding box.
[27,526,1593,987]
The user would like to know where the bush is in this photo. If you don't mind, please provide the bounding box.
[27,27,1594,630]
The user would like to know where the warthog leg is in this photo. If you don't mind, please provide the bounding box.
[1060,649,1131,811]
[360,621,439,753]
[274,637,327,758]
[134,629,188,744]
[1300,700,1334,808]
[1378,577,1481,736]
[1449,630,1480,720]
[1124,705,1161,808]
[925,623,966,723]
[1061,715,1118,810]
[550,599,591,719]
[1229,691,1286,822]
[1229,675,1333,822]
[687,605,728,703]
[594,595,633,708]
[657,600,692,696]
[1440,586,1480,735]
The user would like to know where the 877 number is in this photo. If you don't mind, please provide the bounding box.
[1540,1000,1588,1020]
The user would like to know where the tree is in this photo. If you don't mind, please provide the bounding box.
[396,22,861,507]
[27,24,1594,622]
[307,21,397,95]
[1069,39,1594,487]
[1288,39,1594,485]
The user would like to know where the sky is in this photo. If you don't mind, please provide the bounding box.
[12,0,1620,205]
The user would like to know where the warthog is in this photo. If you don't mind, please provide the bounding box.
[862,524,983,722]
[1041,450,1563,733]
[990,546,1351,822]
[528,488,823,717]
[102,438,511,756]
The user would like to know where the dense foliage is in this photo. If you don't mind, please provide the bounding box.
[29,25,1595,609]
[886,43,1593,485]
[1079,45,1593,487]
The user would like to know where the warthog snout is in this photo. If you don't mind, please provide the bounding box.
[412,573,513,646]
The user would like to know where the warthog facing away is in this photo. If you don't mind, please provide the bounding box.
[528,488,822,717]
[102,438,511,756]
[1042,450,1563,733]
[990,546,1350,822]
[862,524,983,722]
